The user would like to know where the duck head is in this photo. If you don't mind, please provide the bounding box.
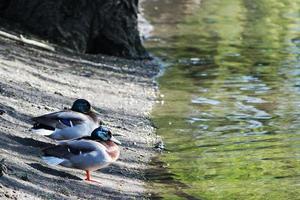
[72,99,101,116]
[71,99,91,113]
[91,126,121,145]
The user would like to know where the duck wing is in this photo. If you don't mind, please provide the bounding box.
[32,111,90,129]
[42,139,99,159]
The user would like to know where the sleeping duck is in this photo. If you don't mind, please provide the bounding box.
[42,126,121,182]
[31,99,103,140]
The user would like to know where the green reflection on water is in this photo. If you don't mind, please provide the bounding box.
[144,0,300,199]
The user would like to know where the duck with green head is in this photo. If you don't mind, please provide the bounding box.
[31,99,103,140]
[42,126,121,183]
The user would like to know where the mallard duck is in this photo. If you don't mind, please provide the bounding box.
[31,99,103,140]
[42,126,121,182]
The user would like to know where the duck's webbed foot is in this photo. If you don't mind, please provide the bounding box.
[84,170,101,184]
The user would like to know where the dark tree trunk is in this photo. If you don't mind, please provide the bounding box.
[0,0,148,59]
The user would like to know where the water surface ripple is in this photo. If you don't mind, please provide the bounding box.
[143,0,300,199]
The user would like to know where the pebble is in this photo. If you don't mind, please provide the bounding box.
[20,174,29,181]
[54,91,63,96]
[44,106,51,111]
[0,109,6,115]
[0,158,8,176]
[154,141,166,152]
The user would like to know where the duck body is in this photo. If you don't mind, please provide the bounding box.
[31,99,102,140]
[32,110,100,140]
[32,110,101,140]
[43,139,119,171]
[42,126,121,182]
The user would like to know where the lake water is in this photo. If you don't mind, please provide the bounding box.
[142,0,300,199]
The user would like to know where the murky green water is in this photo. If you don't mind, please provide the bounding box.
[143,0,300,199]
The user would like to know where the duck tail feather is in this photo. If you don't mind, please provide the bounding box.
[31,128,53,136]
[42,156,64,166]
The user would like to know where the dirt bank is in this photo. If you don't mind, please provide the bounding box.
[0,28,159,199]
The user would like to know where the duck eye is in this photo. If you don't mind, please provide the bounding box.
[108,131,112,138]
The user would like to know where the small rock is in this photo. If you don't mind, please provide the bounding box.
[0,109,6,115]
[54,91,63,96]
[44,106,51,111]
[154,141,166,152]
[0,159,8,176]
[24,81,32,87]
[20,173,29,181]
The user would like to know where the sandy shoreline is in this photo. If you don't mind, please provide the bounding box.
[0,28,159,199]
